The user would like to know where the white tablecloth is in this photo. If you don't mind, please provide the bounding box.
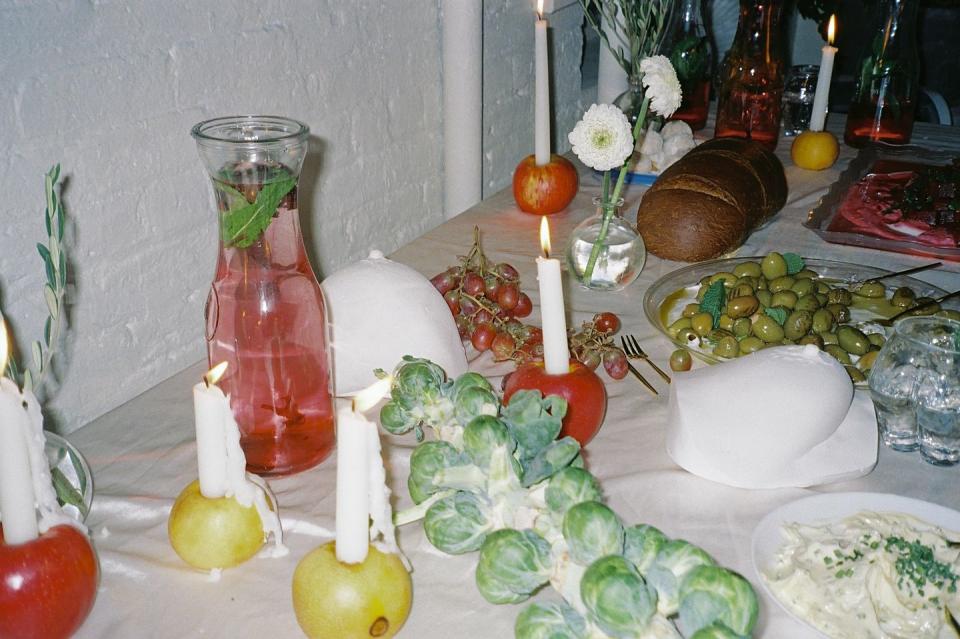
[71,121,960,638]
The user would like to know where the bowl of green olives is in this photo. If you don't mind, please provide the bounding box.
[643,253,960,384]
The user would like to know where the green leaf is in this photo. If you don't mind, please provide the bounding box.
[37,243,55,288]
[51,467,88,518]
[44,316,52,347]
[48,163,60,184]
[764,306,788,326]
[220,175,296,248]
[59,249,66,287]
[31,341,42,371]
[699,281,727,329]
[783,253,805,275]
[43,284,58,319]
[23,368,33,393]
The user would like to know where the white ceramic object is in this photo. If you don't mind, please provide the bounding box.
[665,345,878,489]
[321,251,468,395]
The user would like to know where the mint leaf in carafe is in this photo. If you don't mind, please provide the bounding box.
[216,163,296,248]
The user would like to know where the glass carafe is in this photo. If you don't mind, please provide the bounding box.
[192,116,334,477]
[714,0,786,150]
[664,0,713,130]
[844,0,920,147]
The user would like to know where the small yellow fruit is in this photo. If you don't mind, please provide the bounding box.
[791,130,840,170]
[292,542,412,639]
[168,480,264,570]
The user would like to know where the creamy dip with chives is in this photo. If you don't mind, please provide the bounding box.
[764,511,960,638]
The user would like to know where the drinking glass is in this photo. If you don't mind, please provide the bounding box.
[781,65,819,136]
[868,317,960,464]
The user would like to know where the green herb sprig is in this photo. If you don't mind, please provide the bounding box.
[219,176,296,248]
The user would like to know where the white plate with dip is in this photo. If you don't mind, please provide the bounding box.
[752,492,960,637]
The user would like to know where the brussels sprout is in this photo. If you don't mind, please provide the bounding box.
[462,415,515,469]
[520,436,581,488]
[379,399,413,435]
[501,390,568,460]
[408,440,462,504]
[476,529,553,604]
[689,623,748,639]
[515,602,588,639]
[580,555,657,637]
[545,467,602,516]
[677,566,758,637]
[645,540,717,616]
[423,491,493,554]
[455,385,499,426]
[624,524,667,574]
[450,371,494,398]
[393,356,446,403]
[562,501,625,565]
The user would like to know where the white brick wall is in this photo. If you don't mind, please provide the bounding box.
[0,0,584,433]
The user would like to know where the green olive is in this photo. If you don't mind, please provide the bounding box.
[795,294,821,312]
[827,289,853,305]
[752,315,785,343]
[734,276,758,290]
[903,299,941,317]
[815,292,829,305]
[718,314,734,331]
[669,349,692,372]
[739,336,764,354]
[761,252,788,280]
[667,317,692,338]
[798,334,824,348]
[708,328,735,342]
[781,338,796,345]
[771,290,798,309]
[795,269,819,280]
[757,290,773,307]
[825,344,852,365]
[857,350,879,372]
[756,278,769,291]
[836,326,870,355]
[855,281,886,299]
[731,283,755,299]
[769,276,796,293]
[709,271,738,286]
[890,286,916,308]
[812,309,835,334]
[698,275,713,287]
[845,366,867,383]
[936,309,960,321]
[825,303,850,324]
[681,303,701,318]
[784,310,814,340]
[733,318,752,338]
[822,332,839,345]
[816,283,830,295]
[733,262,763,278]
[691,312,714,336]
[713,336,740,359]
[791,278,817,297]
[867,333,886,347]
[727,295,760,319]
[676,328,699,343]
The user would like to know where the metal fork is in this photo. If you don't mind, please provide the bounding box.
[875,290,960,327]
[621,335,671,384]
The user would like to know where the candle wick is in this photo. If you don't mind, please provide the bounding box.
[203,376,210,389]
[543,249,550,259]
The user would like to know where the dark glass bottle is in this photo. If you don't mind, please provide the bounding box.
[844,0,920,147]
[665,0,713,130]
[714,0,786,150]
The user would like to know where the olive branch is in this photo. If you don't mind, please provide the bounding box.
[579,0,674,79]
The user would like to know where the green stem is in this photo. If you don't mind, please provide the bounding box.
[581,95,651,284]
[393,489,454,527]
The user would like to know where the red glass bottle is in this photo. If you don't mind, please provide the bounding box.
[192,116,334,476]
[844,0,920,147]
[665,0,713,130]
[714,0,786,150]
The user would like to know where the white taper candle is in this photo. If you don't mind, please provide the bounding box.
[193,363,229,498]
[534,4,551,166]
[809,15,838,132]
[536,218,570,375]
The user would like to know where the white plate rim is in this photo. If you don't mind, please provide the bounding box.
[751,491,960,637]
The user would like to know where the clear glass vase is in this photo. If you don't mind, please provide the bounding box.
[192,116,335,477]
[566,197,646,292]
[613,76,647,128]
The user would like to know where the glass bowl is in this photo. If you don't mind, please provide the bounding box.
[44,432,94,522]
[642,256,955,368]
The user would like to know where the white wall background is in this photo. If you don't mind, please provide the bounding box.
[0,0,584,433]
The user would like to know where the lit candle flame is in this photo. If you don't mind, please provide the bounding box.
[539,217,552,258]
[536,0,543,19]
[204,361,228,387]
[352,376,393,414]
[0,320,8,375]
[827,15,836,46]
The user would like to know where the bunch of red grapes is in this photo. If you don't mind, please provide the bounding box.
[429,229,629,379]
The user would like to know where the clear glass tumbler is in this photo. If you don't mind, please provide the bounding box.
[781,64,819,136]
[868,317,960,464]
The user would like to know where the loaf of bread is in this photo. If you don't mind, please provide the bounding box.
[635,138,787,262]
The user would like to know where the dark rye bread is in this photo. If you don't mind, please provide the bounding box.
[636,138,787,261]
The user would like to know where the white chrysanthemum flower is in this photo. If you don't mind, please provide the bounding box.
[640,55,682,117]
[567,103,634,171]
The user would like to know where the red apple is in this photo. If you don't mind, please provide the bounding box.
[0,524,99,639]
[502,360,607,446]
[512,154,579,215]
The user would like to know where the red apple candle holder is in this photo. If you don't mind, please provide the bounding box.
[502,360,607,446]
[512,154,579,215]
